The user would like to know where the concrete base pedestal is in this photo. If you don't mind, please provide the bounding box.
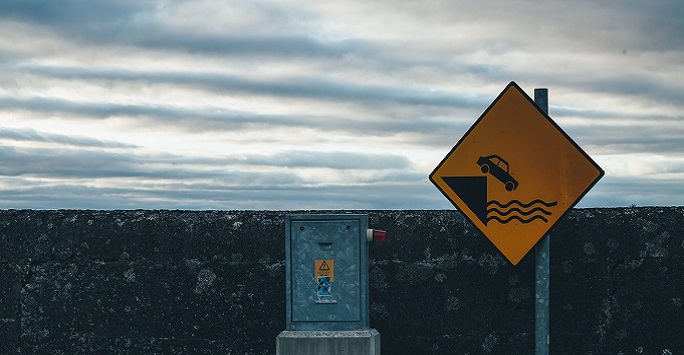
[276,329,381,355]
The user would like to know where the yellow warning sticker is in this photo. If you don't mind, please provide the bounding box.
[315,259,334,282]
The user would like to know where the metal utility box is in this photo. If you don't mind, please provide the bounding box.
[285,214,369,331]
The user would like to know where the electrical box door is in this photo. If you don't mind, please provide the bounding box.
[285,214,369,331]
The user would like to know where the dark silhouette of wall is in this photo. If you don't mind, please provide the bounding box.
[0,208,682,354]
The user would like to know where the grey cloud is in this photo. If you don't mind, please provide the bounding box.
[5,0,683,61]
[0,145,415,182]
[19,64,684,145]
[111,150,416,173]
[0,146,235,180]
[616,1,684,52]
[0,94,474,143]
[0,173,444,210]
[18,65,485,109]
[0,127,137,148]
[241,151,411,170]
[585,176,684,207]
[0,96,291,134]
[137,33,372,59]
[553,75,684,109]
[0,1,151,36]
[0,1,373,59]
[558,118,684,155]
[0,146,150,178]
[583,137,684,156]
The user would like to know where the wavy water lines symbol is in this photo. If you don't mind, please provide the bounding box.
[486,200,558,224]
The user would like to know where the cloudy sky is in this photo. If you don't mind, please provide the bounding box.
[0,0,682,210]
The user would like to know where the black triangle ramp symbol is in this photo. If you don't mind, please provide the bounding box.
[441,176,488,226]
[319,261,330,270]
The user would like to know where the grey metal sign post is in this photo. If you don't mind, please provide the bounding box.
[534,88,550,355]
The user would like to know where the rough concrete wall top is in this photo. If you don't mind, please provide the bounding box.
[0,210,288,354]
[549,207,684,354]
[1,207,683,354]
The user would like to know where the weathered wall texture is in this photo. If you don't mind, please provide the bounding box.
[0,207,682,354]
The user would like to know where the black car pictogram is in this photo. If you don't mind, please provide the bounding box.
[477,155,519,191]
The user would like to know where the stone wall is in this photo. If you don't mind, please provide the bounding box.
[0,208,682,354]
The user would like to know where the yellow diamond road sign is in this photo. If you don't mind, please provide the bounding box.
[430,82,604,265]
